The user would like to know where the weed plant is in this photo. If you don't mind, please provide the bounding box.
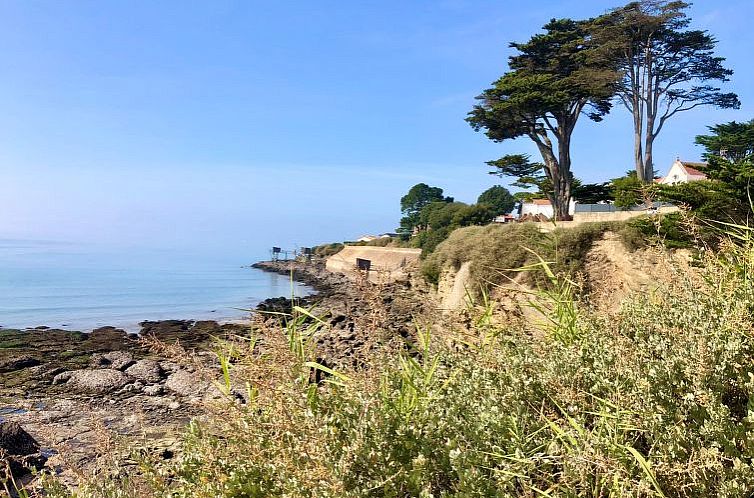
[24,223,754,497]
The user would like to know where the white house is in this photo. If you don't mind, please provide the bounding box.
[356,235,379,242]
[657,159,708,185]
[520,198,576,218]
[356,233,396,242]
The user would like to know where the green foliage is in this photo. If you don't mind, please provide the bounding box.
[611,170,645,208]
[681,119,754,221]
[43,228,754,497]
[592,0,740,181]
[411,202,498,258]
[312,242,344,257]
[422,221,634,292]
[398,183,453,237]
[627,212,697,249]
[696,120,754,166]
[451,204,497,227]
[477,185,515,216]
[420,201,468,231]
[468,18,619,219]
[571,179,614,203]
[486,154,549,195]
[414,225,454,259]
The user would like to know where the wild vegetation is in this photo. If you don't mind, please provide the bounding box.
[420,220,645,288]
[468,1,738,220]
[27,218,754,497]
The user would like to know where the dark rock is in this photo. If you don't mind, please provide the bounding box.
[0,421,38,455]
[0,356,41,373]
[0,421,47,478]
[257,296,294,314]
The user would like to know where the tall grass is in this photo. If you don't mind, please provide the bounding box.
[28,224,754,497]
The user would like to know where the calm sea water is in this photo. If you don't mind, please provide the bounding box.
[0,240,311,332]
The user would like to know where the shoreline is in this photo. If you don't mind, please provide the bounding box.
[0,262,313,334]
[0,256,430,486]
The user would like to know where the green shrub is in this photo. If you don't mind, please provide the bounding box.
[627,212,698,249]
[313,243,345,257]
[422,221,634,291]
[42,233,754,496]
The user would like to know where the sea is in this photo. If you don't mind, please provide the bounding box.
[0,239,311,332]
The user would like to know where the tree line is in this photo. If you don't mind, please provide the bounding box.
[467,0,740,220]
[398,183,515,254]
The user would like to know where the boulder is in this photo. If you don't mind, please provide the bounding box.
[53,369,131,394]
[103,350,135,370]
[0,356,41,373]
[165,370,207,397]
[125,359,163,384]
[0,421,47,478]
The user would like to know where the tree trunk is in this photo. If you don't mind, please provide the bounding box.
[533,140,571,222]
[634,126,646,181]
[554,134,573,221]
[643,133,654,183]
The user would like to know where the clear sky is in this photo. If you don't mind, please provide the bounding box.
[0,0,750,260]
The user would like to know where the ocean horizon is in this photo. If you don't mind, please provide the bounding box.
[0,239,311,332]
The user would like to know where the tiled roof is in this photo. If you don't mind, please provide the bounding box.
[531,199,551,205]
[680,162,707,177]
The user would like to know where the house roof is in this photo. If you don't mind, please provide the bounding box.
[679,161,707,177]
[530,199,551,205]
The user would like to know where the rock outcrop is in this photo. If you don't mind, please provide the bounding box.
[52,369,131,394]
[0,421,47,479]
[125,359,164,384]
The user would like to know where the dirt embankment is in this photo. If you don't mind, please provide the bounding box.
[432,230,689,315]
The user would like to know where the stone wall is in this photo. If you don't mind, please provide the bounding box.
[538,206,679,231]
[325,246,421,282]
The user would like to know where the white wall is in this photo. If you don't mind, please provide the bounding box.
[521,199,576,217]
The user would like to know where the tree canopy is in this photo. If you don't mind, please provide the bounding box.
[673,119,754,220]
[398,183,453,237]
[477,186,516,216]
[592,0,740,182]
[468,18,619,220]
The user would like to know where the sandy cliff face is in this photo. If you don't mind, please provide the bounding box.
[583,232,693,312]
[432,231,691,314]
[436,261,472,311]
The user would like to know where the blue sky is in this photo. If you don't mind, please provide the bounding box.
[0,0,750,259]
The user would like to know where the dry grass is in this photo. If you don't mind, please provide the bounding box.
[24,223,754,497]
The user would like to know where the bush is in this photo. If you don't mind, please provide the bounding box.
[43,230,754,497]
[313,243,344,257]
[627,212,700,249]
[422,221,635,291]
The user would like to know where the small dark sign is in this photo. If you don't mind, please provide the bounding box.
[302,247,312,255]
[272,247,281,254]
[356,258,371,271]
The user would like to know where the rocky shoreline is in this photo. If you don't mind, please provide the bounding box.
[253,258,430,365]
[0,257,431,490]
[0,320,251,488]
